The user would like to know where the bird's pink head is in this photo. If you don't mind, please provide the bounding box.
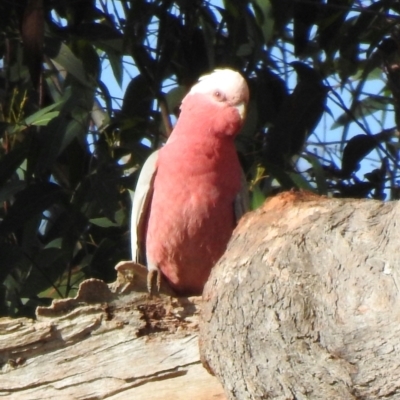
[175,69,249,139]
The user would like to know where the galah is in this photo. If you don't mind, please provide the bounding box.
[131,69,249,296]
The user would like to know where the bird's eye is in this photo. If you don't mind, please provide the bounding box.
[213,90,225,101]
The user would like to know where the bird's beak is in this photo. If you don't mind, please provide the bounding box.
[235,102,246,121]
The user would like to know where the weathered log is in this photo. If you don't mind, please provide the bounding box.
[0,274,225,400]
[200,191,400,400]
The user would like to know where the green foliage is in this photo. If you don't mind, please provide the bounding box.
[0,0,399,316]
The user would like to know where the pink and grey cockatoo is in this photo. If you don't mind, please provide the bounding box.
[130,69,249,296]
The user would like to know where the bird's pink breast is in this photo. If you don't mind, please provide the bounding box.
[145,98,243,295]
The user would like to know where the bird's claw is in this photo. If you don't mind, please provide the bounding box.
[147,269,161,297]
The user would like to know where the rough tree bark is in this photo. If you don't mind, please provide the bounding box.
[200,190,400,400]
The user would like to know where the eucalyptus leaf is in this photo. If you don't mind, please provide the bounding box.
[89,217,119,228]
[251,185,266,210]
[332,96,392,129]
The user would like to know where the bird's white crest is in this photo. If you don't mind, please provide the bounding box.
[189,69,249,106]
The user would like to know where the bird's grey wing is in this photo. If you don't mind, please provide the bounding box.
[131,150,159,263]
[234,169,250,222]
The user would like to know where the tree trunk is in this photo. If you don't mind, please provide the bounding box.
[200,190,400,399]
[0,277,225,400]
